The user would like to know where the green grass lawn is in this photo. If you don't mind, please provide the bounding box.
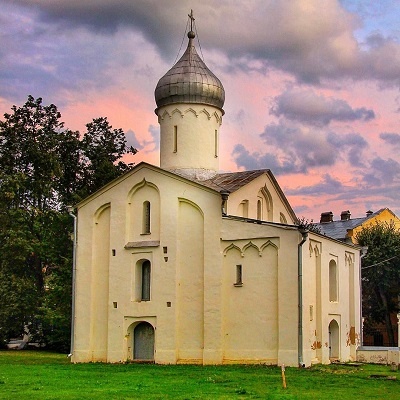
[0,351,399,399]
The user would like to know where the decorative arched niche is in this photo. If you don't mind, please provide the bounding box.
[257,185,273,221]
[329,259,338,302]
[237,200,249,218]
[127,179,160,241]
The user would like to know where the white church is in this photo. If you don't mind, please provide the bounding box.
[71,15,361,367]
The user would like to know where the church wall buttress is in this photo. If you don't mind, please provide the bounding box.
[176,199,204,362]
[90,204,111,361]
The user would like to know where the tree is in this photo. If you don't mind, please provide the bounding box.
[0,96,136,350]
[297,216,322,234]
[80,117,137,198]
[0,96,69,346]
[355,221,400,346]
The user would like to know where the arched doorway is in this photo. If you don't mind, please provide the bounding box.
[134,322,155,361]
[329,319,340,360]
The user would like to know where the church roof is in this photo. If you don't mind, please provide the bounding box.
[189,170,269,192]
[179,169,298,222]
[154,30,225,112]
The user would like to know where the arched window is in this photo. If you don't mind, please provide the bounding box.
[142,201,151,234]
[141,261,151,301]
[257,199,262,220]
[329,260,338,302]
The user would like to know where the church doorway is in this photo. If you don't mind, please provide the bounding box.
[328,319,340,361]
[134,322,155,361]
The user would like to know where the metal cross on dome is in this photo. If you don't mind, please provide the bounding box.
[188,9,195,31]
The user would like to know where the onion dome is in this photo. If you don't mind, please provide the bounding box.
[155,30,225,112]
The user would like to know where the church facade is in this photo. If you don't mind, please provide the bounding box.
[71,19,361,367]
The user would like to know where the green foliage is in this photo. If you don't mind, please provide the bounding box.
[297,216,322,234]
[0,96,136,351]
[355,221,400,346]
[38,258,72,352]
[80,117,137,198]
[0,270,40,346]
[0,351,399,399]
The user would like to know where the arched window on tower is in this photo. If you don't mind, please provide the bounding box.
[214,129,218,157]
[142,201,151,234]
[173,125,178,153]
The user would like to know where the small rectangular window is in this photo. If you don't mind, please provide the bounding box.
[173,125,177,153]
[234,264,243,286]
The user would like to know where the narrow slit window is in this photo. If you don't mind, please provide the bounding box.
[142,201,151,234]
[173,125,177,153]
[214,129,218,157]
[234,264,243,286]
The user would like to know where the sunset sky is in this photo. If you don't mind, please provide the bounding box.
[1,0,400,221]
